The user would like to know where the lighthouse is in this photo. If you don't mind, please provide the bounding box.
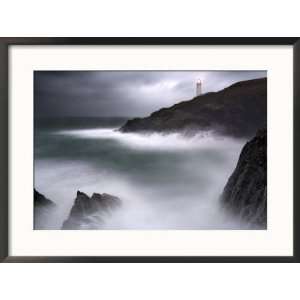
[196,80,202,96]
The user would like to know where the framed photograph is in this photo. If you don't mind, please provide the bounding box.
[0,37,299,262]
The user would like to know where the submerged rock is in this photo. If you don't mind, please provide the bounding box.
[34,189,56,229]
[221,129,267,227]
[62,191,121,230]
[120,78,267,138]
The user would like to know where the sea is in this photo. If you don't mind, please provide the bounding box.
[34,117,251,229]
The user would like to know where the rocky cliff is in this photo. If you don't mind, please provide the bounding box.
[62,191,121,229]
[34,189,56,229]
[221,129,267,227]
[120,78,267,138]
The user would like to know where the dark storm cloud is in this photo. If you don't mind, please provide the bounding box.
[34,70,266,118]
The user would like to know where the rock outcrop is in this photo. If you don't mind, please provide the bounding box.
[62,191,121,229]
[120,78,267,138]
[34,189,55,207]
[34,189,56,229]
[221,129,267,227]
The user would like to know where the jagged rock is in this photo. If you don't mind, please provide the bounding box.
[221,129,267,227]
[34,189,55,207]
[34,189,56,229]
[120,78,267,138]
[62,191,121,229]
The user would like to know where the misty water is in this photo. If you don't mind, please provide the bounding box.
[35,117,251,230]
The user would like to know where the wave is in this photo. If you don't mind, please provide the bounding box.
[56,127,245,152]
[35,128,250,229]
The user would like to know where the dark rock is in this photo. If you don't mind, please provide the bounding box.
[34,189,56,229]
[62,191,121,229]
[120,78,267,138]
[34,189,55,207]
[221,129,267,227]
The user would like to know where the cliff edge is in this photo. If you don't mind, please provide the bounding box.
[221,129,267,227]
[120,78,267,138]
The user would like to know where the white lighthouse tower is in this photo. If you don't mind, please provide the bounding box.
[196,79,202,96]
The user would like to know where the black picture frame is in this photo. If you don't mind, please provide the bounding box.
[0,37,299,263]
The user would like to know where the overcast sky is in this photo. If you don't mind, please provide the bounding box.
[34,71,266,118]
